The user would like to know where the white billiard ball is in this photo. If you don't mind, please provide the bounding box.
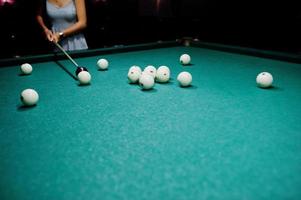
[157,65,170,74]
[139,73,155,90]
[97,58,109,70]
[20,63,33,75]
[129,65,142,74]
[20,89,39,106]
[156,66,170,83]
[180,54,191,65]
[177,71,192,87]
[143,65,156,78]
[78,71,91,85]
[128,70,141,83]
[256,72,273,88]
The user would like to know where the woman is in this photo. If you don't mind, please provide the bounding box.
[36,0,88,51]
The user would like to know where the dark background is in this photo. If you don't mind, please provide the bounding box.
[0,0,300,59]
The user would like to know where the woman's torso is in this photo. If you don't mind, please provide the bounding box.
[46,0,88,50]
[46,0,77,31]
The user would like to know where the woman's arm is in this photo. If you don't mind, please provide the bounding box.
[36,3,54,42]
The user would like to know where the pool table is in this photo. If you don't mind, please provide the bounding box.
[1,41,301,200]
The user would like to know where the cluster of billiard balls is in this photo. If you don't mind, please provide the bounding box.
[19,54,274,107]
[127,54,193,90]
[19,58,110,107]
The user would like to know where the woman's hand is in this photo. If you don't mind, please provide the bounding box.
[44,29,54,42]
[52,32,61,43]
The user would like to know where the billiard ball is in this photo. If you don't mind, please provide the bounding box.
[139,73,155,90]
[143,65,156,78]
[256,72,273,88]
[20,63,33,75]
[75,67,88,76]
[129,65,142,74]
[157,65,170,74]
[156,66,170,83]
[127,70,141,83]
[180,54,191,65]
[78,71,91,85]
[177,71,192,87]
[97,58,109,70]
[20,89,39,106]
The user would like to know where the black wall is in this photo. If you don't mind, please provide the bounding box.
[0,0,300,59]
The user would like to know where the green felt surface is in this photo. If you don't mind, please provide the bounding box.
[1,46,301,200]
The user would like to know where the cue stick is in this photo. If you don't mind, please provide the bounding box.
[53,41,79,67]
